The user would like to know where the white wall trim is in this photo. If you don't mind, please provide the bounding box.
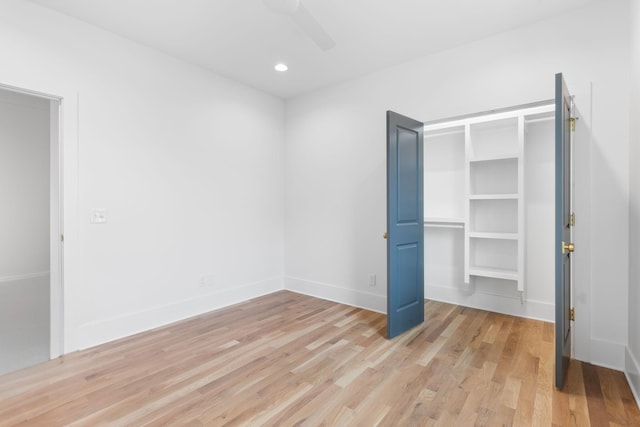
[0,82,62,102]
[426,284,554,322]
[49,97,63,360]
[589,338,626,370]
[73,277,283,351]
[625,347,640,409]
[284,276,386,314]
[0,271,49,284]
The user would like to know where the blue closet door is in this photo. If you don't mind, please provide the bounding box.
[386,111,424,339]
[555,73,574,389]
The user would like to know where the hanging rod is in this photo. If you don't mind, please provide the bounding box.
[424,223,464,229]
[524,116,554,124]
[424,218,465,229]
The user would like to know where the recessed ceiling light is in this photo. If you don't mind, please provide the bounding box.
[274,63,288,72]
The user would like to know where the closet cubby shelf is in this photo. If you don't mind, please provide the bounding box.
[469,266,518,281]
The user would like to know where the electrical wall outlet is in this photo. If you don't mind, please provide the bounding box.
[369,274,376,287]
[90,208,107,224]
[199,274,217,288]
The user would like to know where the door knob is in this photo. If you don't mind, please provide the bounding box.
[562,241,574,254]
[383,232,388,239]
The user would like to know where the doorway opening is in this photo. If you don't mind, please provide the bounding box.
[421,102,556,320]
[0,84,63,376]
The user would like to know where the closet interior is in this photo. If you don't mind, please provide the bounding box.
[423,103,556,320]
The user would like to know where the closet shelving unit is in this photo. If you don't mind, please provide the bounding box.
[423,103,554,301]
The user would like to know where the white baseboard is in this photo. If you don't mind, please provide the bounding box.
[283,278,553,321]
[72,276,284,351]
[625,347,640,408]
[590,338,626,371]
[426,284,554,322]
[284,276,386,314]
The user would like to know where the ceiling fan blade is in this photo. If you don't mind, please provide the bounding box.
[291,2,336,51]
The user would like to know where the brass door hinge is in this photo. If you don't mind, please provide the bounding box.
[570,213,575,227]
[570,117,577,132]
[570,307,575,321]
[61,234,64,242]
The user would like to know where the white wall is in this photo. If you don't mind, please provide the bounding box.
[627,0,640,405]
[0,90,50,279]
[285,0,630,369]
[0,0,285,351]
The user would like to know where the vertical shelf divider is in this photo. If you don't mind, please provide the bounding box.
[464,123,471,284]
[517,115,525,300]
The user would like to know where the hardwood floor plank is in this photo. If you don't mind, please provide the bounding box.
[597,365,630,425]
[0,291,638,426]
[582,361,612,427]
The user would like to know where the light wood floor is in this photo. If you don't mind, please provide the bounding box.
[0,291,639,426]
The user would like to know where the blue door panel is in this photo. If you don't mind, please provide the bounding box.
[397,127,419,223]
[397,243,419,308]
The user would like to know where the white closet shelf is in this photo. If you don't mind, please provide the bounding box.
[469,155,518,163]
[469,232,518,240]
[424,128,464,138]
[469,266,518,281]
[424,217,465,223]
[469,194,518,200]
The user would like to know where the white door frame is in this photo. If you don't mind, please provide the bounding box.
[49,97,63,358]
[0,83,64,359]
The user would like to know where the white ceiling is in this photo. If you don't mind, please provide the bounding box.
[28,0,603,99]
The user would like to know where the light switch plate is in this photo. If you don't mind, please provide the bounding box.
[90,208,107,224]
